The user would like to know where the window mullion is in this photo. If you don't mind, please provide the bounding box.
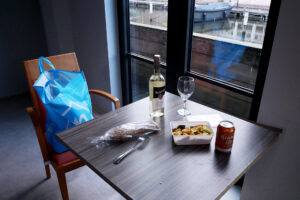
[166,0,195,94]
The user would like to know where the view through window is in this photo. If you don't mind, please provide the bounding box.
[127,0,273,119]
[190,0,271,118]
[129,0,168,101]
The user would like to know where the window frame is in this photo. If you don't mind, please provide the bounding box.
[117,0,281,121]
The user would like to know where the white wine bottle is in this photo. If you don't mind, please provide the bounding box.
[149,55,165,117]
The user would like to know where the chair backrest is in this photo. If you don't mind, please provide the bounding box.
[24,52,80,122]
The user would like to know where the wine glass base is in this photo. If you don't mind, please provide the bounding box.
[177,109,191,116]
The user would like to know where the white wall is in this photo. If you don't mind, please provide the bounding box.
[39,0,122,112]
[241,0,300,199]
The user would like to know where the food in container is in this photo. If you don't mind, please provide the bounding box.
[170,121,214,145]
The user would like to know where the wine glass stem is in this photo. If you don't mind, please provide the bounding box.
[183,99,187,114]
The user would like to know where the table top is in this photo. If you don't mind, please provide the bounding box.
[57,92,280,200]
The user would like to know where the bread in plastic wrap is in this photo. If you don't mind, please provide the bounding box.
[91,120,160,144]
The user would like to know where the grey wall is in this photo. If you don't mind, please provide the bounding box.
[69,0,112,112]
[39,0,122,112]
[0,0,48,98]
[39,0,74,55]
[241,0,300,199]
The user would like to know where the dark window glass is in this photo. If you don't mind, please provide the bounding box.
[131,58,166,102]
[191,79,252,119]
[190,0,271,117]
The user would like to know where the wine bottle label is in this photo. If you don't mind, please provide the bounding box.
[152,86,165,110]
[153,86,165,98]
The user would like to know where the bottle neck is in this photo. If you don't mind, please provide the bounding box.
[154,55,160,74]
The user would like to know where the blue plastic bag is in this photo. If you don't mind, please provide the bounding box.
[34,57,94,153]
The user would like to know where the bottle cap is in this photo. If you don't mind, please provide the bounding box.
[154,55,160,72]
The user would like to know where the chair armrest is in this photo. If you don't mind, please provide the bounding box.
[88,89,120,109]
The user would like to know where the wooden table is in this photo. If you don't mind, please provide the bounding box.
[57,92,280,200]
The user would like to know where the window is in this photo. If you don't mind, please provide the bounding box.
[188,0,273,118]
[129,1,168,61]
[118,0,168,103]
[118,0,280,121]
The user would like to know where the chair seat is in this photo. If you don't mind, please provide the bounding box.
[50,149,79,165]
[45,137,79,165]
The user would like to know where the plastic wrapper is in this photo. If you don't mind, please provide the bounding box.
[91,120,160,144]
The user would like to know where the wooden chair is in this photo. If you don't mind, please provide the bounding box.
[24,52,120,200]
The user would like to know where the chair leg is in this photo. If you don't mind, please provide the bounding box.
[56,170,69,200]
[45,164,51,179]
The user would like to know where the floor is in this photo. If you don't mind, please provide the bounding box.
[0,94,241,200]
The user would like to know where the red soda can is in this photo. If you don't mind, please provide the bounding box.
[215,121,235,152]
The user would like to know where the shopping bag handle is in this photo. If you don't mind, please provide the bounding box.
[39,56,55,74]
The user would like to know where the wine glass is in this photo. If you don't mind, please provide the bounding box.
[177,76,195,116]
